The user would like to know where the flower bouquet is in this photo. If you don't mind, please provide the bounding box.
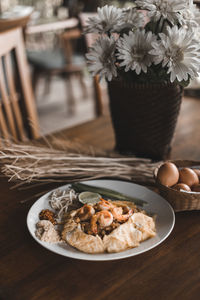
[84,1,200,160]
[85,0,200,86]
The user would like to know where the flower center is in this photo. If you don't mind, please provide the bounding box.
[132,48,146,62]
[157,0,170,17]
[101,51,114,69]
[101,20,107,29]
[159,3,167,11]
[167,46,184,64]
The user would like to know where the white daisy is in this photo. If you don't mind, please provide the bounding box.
[149,26,200,82]
[86,36,117,81]
[116,7,144,32]
[85,5,122,34]
[135,0,187,25]
[193,26,200,43]
[183,3,200,42]
[117,29,157,75]
[181,3,200,29]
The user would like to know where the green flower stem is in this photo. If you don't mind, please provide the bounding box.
[155,17,162,34]
[158,17,164,33]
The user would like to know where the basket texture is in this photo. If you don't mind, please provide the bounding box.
[108,80,183,160]
[154,160,200,211]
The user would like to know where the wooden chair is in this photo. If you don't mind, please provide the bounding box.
[0,14,31,33]
[26,21,87,115]
[0,27,40,143]
[0,6,33,39]
[79,13,103,116]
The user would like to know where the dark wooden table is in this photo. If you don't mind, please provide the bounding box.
[0,96,200,300]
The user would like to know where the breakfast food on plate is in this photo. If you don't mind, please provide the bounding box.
[62,199,156,253]
[156,162,200,193]
[35,186,156,254]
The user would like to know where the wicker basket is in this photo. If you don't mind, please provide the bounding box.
[107,80,183,160]
[154,160,200,211]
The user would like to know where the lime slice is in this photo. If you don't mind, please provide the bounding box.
[78,191,101,204]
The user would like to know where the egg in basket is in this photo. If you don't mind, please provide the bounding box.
[154,161,200,211]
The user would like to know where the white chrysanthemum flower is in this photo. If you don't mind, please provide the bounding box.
[149,26,200,82]
[117,30,157,74]
[116,7,144,32]
[135,0,187,25]
[181,3,200,29]
[184,4,200,41]
[193,26,200,42]
[85,5,122,33]
[86,36,117,81]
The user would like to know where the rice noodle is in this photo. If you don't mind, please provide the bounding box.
[49,188,79,220]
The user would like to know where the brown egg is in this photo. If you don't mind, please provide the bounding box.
[193,169,200,179]
[157,162,179,187]
[172,183,191,192]
[191,184,200,192]
[178,168,199,187]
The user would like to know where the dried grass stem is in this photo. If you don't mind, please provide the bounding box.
[0,141,161,186]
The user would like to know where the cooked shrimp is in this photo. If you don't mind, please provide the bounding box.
[90,210,114,235]
[96,198,115,211]
[111,206,133,222]
[77,204,95,221]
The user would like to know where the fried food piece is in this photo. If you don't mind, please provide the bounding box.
[39,209,57,225]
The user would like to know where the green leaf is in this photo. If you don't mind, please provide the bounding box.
[174,78,190,87]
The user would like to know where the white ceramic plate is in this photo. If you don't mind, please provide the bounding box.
[27,180,175,261]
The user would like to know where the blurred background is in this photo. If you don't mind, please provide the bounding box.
[0,0,136,135]
[1,0,199,135]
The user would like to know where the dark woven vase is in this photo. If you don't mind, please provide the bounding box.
[107,80,183,160]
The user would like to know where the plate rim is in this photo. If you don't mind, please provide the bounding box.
[27,179,175,261]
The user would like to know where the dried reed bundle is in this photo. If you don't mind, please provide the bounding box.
[0,139,162,187]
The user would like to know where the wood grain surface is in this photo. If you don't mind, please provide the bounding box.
[0,96,200,300]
